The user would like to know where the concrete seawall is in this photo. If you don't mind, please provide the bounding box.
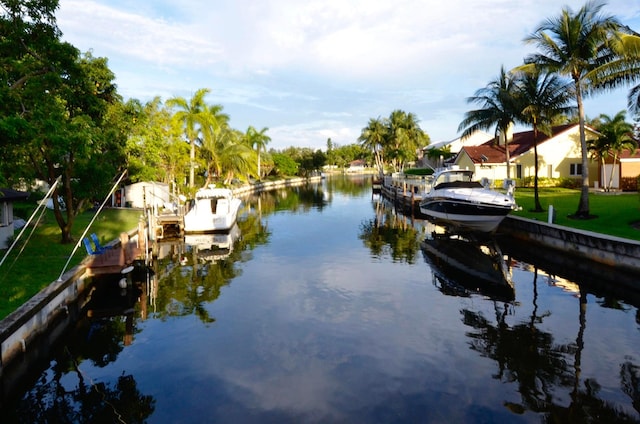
[0,230,140,375]
[498,215,640,277]
[232,175,322,196]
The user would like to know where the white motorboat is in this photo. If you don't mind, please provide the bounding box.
[183,186,242,233]
[419,167,516,233]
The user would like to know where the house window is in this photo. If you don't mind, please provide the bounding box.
[516,164,522,179]
[570,163,582,176]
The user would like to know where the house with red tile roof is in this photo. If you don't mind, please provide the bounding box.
[454,124,601,187]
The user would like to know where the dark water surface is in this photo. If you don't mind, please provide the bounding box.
[2,175,640,423]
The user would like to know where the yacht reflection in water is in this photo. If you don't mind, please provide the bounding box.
[184,223,241,263]
[421,234,514,301]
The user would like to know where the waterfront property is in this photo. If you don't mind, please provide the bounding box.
[455,123,600,187]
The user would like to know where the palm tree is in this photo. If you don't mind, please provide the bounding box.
[201,127,256,186]
[245,126,271,180]
[590,111,637,191]
[166,88,213,189]
[523,1,622,218]
[358,117,388,178]
[386,110,427,173]
[590,26,640,117]
[458,66,521,178]
[514,69,575,211]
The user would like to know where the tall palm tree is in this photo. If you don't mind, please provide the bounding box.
[590,26,640,117]
[458,66,521,178]
[514,69,575,211]
[590,111,637,191]
[166,88,213,189]
[358,117,388,178]
[245,126,271,180]
[523,1,622,218]
[386,110,426,173]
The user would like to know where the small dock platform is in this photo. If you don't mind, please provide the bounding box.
[84,233,145,276]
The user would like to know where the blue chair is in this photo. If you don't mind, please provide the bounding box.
[83,237,100,255]
[90,233,108,253]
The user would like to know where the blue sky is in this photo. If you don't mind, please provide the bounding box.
[57,0,640,151]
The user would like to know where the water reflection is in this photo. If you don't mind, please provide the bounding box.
[5,271,156,423]
[358,196,426,263]
[2,177,640,422]
[421,235,514,301]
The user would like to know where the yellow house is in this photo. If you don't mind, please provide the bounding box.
[454,124,600,187]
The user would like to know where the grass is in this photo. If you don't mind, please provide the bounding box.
[512,188,640,241]
[0,206,142,319]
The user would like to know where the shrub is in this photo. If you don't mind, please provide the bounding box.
[404,168,434,176]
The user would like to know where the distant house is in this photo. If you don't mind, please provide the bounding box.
[454,124,600,187]
[0,188,29,249]
[113,182,171,209]
[347,159,367,173]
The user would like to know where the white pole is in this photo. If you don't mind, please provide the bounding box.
[0,177,61,268]
[57,170,128,281]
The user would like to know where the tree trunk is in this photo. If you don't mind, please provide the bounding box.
[575,84,590,218]
[533,125,543,212]
[189,138,195,189]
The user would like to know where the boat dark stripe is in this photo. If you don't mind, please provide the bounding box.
[420,199,512,216]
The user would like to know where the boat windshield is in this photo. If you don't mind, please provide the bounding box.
[434,170,474,185]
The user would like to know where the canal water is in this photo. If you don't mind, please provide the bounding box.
[2,175,640,423]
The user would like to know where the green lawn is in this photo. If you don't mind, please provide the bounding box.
[0,207,142,319]
[512,188,640,241]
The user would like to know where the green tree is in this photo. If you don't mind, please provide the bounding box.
[202,127,255,185]
[458,65,521,179]
[386,110,428,173]
[358,117,389,177]
[523,0,622,218]
[0,0,127,243]
[166,88,214,189]
[126,97,188,193]
[271,152,298,176]
[589,111,637,191]
[514,69,575,211]
[245,126,271,179]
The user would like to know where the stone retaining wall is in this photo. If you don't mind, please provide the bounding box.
[499,215,640,275]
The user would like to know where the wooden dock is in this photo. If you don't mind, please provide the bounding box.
[84,233,145,276]
[379,175,431,217]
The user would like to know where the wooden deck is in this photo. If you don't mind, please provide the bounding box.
[84,235,145,276]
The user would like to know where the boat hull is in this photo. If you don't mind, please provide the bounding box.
[183,194,242,233]
[420,197,512,233]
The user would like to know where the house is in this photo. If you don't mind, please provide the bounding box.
[616,149,640,191]
[346,159,367,173]
[113,182,171,209]
[419,130,492,169]
[0,188,29,249]
[454,124,600,187]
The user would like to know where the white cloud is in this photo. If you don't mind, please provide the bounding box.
[57,0,640,149]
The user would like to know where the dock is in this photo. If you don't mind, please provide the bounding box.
[379,175,431,217]
[84,232,145,276]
